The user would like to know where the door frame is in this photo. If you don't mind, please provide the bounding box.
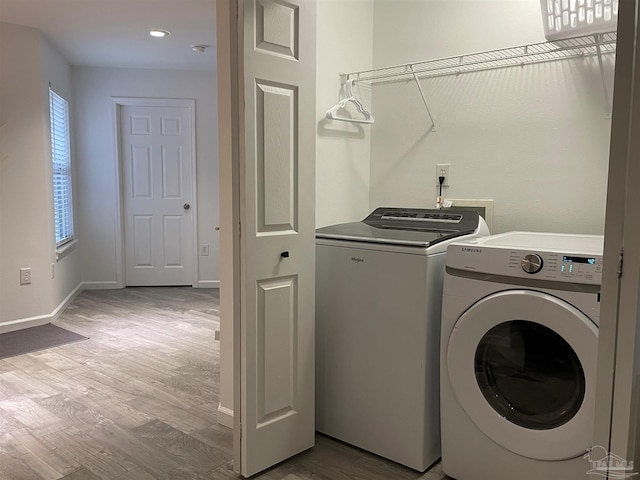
[595,1,640,473]
[215,0,242,433]
[112,97,198,288]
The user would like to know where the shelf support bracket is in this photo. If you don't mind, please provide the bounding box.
[595,33,612,116]
[409,64,437,132]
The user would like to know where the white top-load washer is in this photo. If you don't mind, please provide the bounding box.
[440,231,604,480]
[315,207,489,472]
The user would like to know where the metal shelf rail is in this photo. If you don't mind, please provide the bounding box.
[344,31,617,130]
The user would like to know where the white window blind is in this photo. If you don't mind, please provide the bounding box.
[49,88,74,246]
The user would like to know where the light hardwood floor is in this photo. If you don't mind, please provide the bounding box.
[0,287,449,480]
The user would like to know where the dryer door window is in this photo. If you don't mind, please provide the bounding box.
[475,320,585,430]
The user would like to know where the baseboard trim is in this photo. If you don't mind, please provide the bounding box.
[0,315,51,335]
[217,403,233,429]
[81,281,120,290]
[196,280,220,289]
[0,282,83,335]
[51,283,84,321]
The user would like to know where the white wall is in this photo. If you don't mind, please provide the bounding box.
[72,66,220,288]
[40,28,83,313]
[315,0,375,227]
[0,22,81,328]
[368,0,614,234]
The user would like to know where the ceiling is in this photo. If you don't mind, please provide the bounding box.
[0,0,217,71]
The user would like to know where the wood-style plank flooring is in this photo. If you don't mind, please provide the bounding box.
[0,287,449,480]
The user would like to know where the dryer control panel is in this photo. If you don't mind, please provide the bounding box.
[510,250,603,283]
[446,233,604,286]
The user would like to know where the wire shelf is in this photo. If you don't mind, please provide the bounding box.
[347,31,617,83]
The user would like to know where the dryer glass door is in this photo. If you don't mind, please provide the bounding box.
[475,320,585,430]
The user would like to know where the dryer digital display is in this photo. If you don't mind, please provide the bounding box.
[563,255,596,265]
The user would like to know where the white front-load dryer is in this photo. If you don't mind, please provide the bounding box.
[440,231,603,480]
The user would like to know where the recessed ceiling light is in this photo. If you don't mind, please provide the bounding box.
[149,29,171,38]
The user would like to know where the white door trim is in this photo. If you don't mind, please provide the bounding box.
[595,0,640,472]
[215,0,242,434]
[112,97,198,288]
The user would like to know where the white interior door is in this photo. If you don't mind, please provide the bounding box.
[235,0,317,476]
[119,101,195,286]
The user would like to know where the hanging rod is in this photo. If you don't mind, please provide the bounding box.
[346,31,617,84]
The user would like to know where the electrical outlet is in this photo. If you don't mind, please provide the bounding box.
[200,244,210,256]
[436,163,450,187]
[20,267,31,285]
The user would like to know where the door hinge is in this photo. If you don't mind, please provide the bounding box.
[617,247,624,278]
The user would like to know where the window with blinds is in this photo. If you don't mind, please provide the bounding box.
[49,88,74,247]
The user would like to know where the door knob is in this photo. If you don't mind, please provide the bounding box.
[183,203,191,210]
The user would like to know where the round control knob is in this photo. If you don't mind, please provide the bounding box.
[521,253,543,274]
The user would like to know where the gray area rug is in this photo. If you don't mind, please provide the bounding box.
[0,323,88,360]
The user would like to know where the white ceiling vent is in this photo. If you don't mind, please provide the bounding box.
[540,0,618,40]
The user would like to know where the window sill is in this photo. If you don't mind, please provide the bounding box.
[56,239,78,261]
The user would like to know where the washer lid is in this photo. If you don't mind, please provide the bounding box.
[446,290,597,461]
[316,207,480,247]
